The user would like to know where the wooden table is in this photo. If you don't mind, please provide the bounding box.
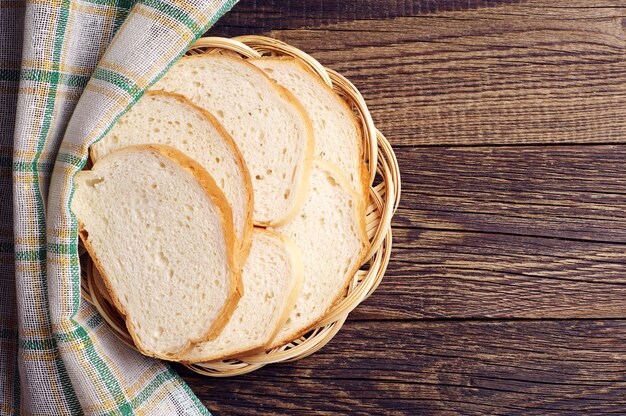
[180,1,626,414]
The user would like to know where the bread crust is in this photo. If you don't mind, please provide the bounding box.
[249,56,370,199]
[77,144,242,360]
[89,90,255,269]
[260,229,305,346]
[266,159,370,349]
[161,54,315,228]
[180,228,304,363]
[90,260,114,306]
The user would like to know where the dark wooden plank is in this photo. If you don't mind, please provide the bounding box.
[396,145,626,242]
[352,229,626,320]
[209,0,626,146]
[211,0,519,37]
[182,320,626,415]
[344,145,626,320]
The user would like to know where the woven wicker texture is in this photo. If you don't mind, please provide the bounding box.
[81,36,401,377]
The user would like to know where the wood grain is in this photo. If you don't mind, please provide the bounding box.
[353,229,626,320]
[395,145,626,242]
[348,145,626,320]
[181,320,626,415]
[212,0,520,36]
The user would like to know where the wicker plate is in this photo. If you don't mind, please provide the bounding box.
[80,35,401,377]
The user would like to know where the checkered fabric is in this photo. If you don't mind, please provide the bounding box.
[2,0,238,414]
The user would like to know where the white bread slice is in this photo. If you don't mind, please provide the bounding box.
[90,91,253,263]
[151,55,314,226]
[71,145,242,359]
[268,160,369,348]
[251,57,368,197]
[180,228,303,363]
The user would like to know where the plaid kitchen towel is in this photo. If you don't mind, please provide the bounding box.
[1,0,238,414]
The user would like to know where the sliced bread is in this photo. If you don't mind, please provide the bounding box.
[90,91,253,263]
[268,160,369,348]
[180,228,303,363]
[72,145,242,359]
[151,55,314,226]
[251,58,368,197]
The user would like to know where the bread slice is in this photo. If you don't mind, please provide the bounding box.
[71,145,242,359]
[151,55,314,226]
[251,57,368,197]
[180,228,303,363]
[90,91,253,263]
[268,160,369,348]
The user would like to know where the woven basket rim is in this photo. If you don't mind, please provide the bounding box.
[81,35,401,377]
